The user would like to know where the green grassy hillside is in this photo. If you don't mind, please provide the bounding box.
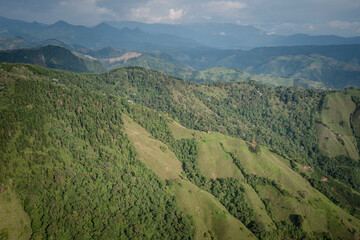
[168,120,360,239]
[318,90,360,160]
[124,102,360,239]
[0,191,31,240]
[173,180,255,240]
[123,116,256,239]
[123,115,183,180]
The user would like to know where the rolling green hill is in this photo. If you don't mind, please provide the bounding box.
[104,53,191,75]
[0,45,105,73]
[176,67,330,89]
[318,90,360,160]
[1,63,360,239]
[254,54,360,89]
[167,45,360,89]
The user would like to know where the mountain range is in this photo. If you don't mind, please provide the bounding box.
[108,21,360,49]
[0,16,202,51]
[2,16,360,51]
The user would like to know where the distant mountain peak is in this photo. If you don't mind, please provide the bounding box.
[94,22,113,29]
[92,22,120,34]
[52,20,71,27]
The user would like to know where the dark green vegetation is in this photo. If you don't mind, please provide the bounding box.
[0,64,192,239]
[1,63,360,239]
[0,45,105,73]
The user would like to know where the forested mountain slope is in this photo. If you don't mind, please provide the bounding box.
[0,63,360,239]
[0,64,193,239]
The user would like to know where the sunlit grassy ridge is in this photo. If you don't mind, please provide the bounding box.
[126,109,360,239]
[319,90,360,160]
[173,180,256,240]
[0,191,31,240]
[123,115,182,180]
[123,117,256,239]
[168,119,360,239]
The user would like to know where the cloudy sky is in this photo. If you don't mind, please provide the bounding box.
[1,0,360,36]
